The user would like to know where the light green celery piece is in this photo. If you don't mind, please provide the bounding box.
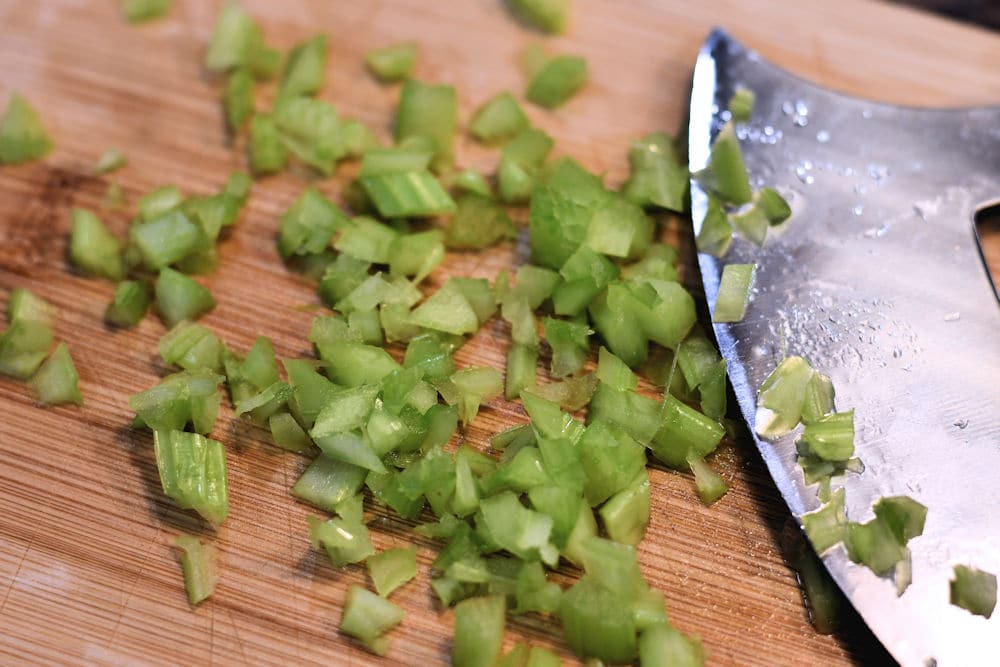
[521,391,584,444]
[340,585,405,655]
[453,595,506,667]
[69,208,124,280]
[334,217,399,264]
[130,370,223,435]
[730,204,769,246]
[505,342,538,401]
[686,457,728,505]
[525,55,587,109]
[621,132,687,212]
[802,486,847,554]
[233,381,292,422]
[470,92,530,144]
[173,534,218,606]
[388,229,445,283]
[28,342,83,406]
[559,574,638,664]
[317,341,400,387]
[277,188,347,259]
[309,515,375,567]
[450,168,493,198]
[364,42,418,83]
[728,86,755,123]
[638,623,705,667]
[583,193,655,259]
[499,643,530,667]
[508,0,570,33]
[801,371,835,424]
[675,330,721,390]
[159,321,223,372]
[361,170,456,219]
[712,262,755,323]
[273,97,343,175]
[409,284,479,336]
[599,471,651,546]
[445,193,516,250]
[7,288,57,326]
[359,147,432,177]
[310,384,380,438]
[695,193,733,257]
[525,647,561,667]
[277,34,328,101]
[204,0,280,77]
[132,210,207,270]
[341,119,381,158]
[0,320,54,379]
[268,411,312,452]
[702,122,752,205]
[951,565,997,619]
[0,93,52,164]
[153,429,229,526]
[649,396,725,470]
[138,185,183,221]
[449,366,503,425]
[800,409,855,462]
[520,43,549,79]
[248,113,288,175]
[577,420,646,507]
[122,0,171,24]
[291,455,367,513]
[154,268,215,327]
[367,546,418,597]
[524,372,596,412]
[94,148,127,174]
[543,317,590,378]
[755,355,815,439]
[478,491,559,566]
[394,79,457,172]
[845,495,927,580]
[757,186,792,224]
[223,68,253,132]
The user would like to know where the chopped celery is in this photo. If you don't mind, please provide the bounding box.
[367,546,418,597]
[109,282,149,329]
[757,187,791,225]
[845,495,927,580]
[154,268,215,327]
[204,0,279,77]
[525,372,596,412]
[361,170,457,218]
[0,320,54,379]
[553,247,617,317]
[449,169,493,198]
[599,471,651,546]
[543,317,590,377]
[695,193,733,257]
[576,420,646,506]
[622,132,687,212]
[131,209,207,270]
[687,456,728,505]
[584,194,655,259]
[335,218,401,265]
[138,185,183,221]
[233,380,292,422]
[123,0,170,23]
[452,595,506,667]
[793,543,841,635]
[520,43,549,79]
[560,574,638,664]
[950,565,997,619]
[359,147,432,177]
[712,263,755,323]
[311,384,380,438]
[445,194,517,250]
[130,370,223,434]
[248,113,288,175]
[7,288,56,326]
[505,343,538,401]
[94,148,127,174]
[528,157,607,269]
[153,429,229,526]
[801,371,835,424]
[277,188,347,259]
[268,411,312,452]
[470,92,530,144]
[28,342,83,406]
[729,204,768,246]
[223,68,253,132]
[340,585,405,655]
[173,534,217,606]
[701,122,751,205]
[676,330,721,390]
[478,492,558,565]
[277,34,328,101]
[291,455,367,513]
[508,0,570,33]
[755,356,815,438]
[513,561,561,614]
[389,230,445,283]
[365,42,418,83]
[799,410,854,461]
[395,80,457,172]
[409,283,480,336]
[522,391,584,444]
[500,643,530,667]
[621,244,679,283]
[309,514,375,567]
[649,396,725,469]
[450,366,503,424]
[159,321,223,372]
[638,624,704,667]
[273,97,344,175]
[526,55,587,109]
[342,119,381,158]
[728,86,755,123]
[499,128,555,204]
[0,93,51,164]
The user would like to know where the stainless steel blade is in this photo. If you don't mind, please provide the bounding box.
[688,29,1000,666]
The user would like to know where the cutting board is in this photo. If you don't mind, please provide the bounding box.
[1,1,998,665]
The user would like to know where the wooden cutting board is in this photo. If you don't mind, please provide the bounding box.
[1,1,997,665]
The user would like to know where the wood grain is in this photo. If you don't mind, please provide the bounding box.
[1,1,998,665]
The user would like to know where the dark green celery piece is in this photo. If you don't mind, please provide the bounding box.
[800,410,854,462]
[106,279,150,326]
[361,170,457,219]
[543,317,590,377]
[577,420,646,506]
[277,188,347,259]
[701,122,752,205]
[159,321,223,372]
[7,288,56,326]
[155,268,215,327]
[367,546,418,597]
[584,194,655,259]
[755,355,815,438]
[695,193,733,257]
[599,471,650,546]
[318,341,400,387]
[730,204,768,246]
[638,624,705,667]
[498,127,555,204]
[409,283,480,336]
[291,456,367,512]
[713,262,755,323]
[728,86,755,123]
[649,396,725,469]
[341,119,381,158]
[204,0,280,77]
[951,565,997,619]
[521,391,585,444]
[273,97,344,175]
[528,157,607,269]
[452,595,506,667]
[449,366,503,425]
[130,370,223,435]
[477,492,559,565]
[389,229,445,283]
[0,320,53,379]
[793,543,842,635]
[223,68,253,132]
[153,429,229,526]
[122,0,170,23]
[339,585,405,655]
[802,487,847,554]
[698,359,727,422]
[687,456,728,505]
[364,42,417,83]
[132,209,207,270]
[395,79,457,173]
[70,208,124,280]
[248,113,288,175]
[309,514,374,567]
[470,92,529,144]
[845,495,927,583]
[445,193,517,250]
[173,534,217,607]
[277,34,327,101]
[508,0,569,33]
[0,93,51,164]
[526,55,587,109]
[268,411,311,452]
[622,132,687,212]
[28,342,83,406]
[334,217,399,263]
[757,186,791,224]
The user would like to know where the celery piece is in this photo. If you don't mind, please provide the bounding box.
[395,80,457,172]
[588,382,660,445]
[588,290,648,368]
[480,446,550,496]
[543,317,590,378]
[757,186,791,224]
[205,0,279,77]
[403,333,459,379]
[28,342,83,406]
[153,429,229,526]
[470,92,529,144]
[367,546,418,597]
[577,421,646,506]
[341,119,381,159]
[365,42,418,83]
[291,455,367,512]
[500,643,530,667]
[0,320,53,379]
[409,284,480,336]
[225,169,251,201]
[318,255,372,306]
[622,132,687,212]
[561,501,598,567]
[94,148,127,175]
[505,343,538,400]
[445,193,517,250]
[508,0,570,33]
[525,373,596,412]
[755,355,815,438]
[554,246,617,317]
[277,34,328,101]
[451,453,480,517]
[453,595,506,667]
[159,321,223,372]
[728,86,755,123]
[314,432,385,473]
[359,147,432,177]
[713,263,755,323]
[528,158,607,268]
[792,543,842,635]
[702,360,729,421]
[332,217,397,264]
[277,188,347,259]
[122,0,170,23]
[348,308,383,346]
[638,624,704,667]
[802,487,846,554]
[649,396,724,469]
[132,210,207,270]
[273,97,344,175]
[951,565,997,619]
[622,244,679,283]
[449,278,497,325]
[130,370,222,434]
[268,411,312,452]
[702,122,752,205]
[584,194,655,259]
[729,204,768,246]
[801,371,835,424]
[504,127,554,167]
[633,280,697,350]
[450,169,493,198]
[599,471,650,546]
[502,296,538,347]
[309,514,375,567]
[513,560,562,615]
[520,43,549,79]
[284,358,338,429]
[155,268,215,327]
[340,585,405,655]
[676,330,720,390]
[845,495,927,578]
[522,391,585,444]
[173,534,217,606]
[389,229,445,283]
[234,381,292,422]
[104,182,126,209]
[0,93,51,164]
[560,575,638,664]
[695,193,733,257]
[223,68,253,132]
[361,170,457,219]
[497,157,536,205]
[512,265,560,310]
[800,409,854,462]
[526,55,587,109]
[7,288,57,326]
[138,185,184,221]
[478,492,559,565]
[248,113,288,175]
[450,366,503,425]
[311,384,380,438]
[686,457,728,505]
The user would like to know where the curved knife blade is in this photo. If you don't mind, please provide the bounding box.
[688,29,1000,667]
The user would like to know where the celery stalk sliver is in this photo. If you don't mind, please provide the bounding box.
[277,188,347,259]
[154,268,216,327]
[28,342,83,406]
[687,456,728,505]
[800,409,854,461]
[173,534,218,606]
[755,355,815,438]
[273,97,344,175]
[695,193,733,257]
[367,546,418,597]
[757,186,792,224]
[0,93,51,164]
[223,68,253,132]
[470,92,529,144]
[526,55,587,109]
[7,288,57,326]
[291,455,367,513]
[702,122,752,205]
[637,623,705,667]
[950,565,997,619]
[452,595,506,667]
[802,487,847,554]
[599,471,651,546]
[340,585,405,655]
[248,113,288,175]
[728,86,755,123]
[153,429,229,527]
[508,0,570,33]
[395,80,457,172]
[365,43,418,83]
[0,320,54,379]
[361,170,457,219]
[309,515,375,567]
[278,34,327,101]
[712,263,755,323]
